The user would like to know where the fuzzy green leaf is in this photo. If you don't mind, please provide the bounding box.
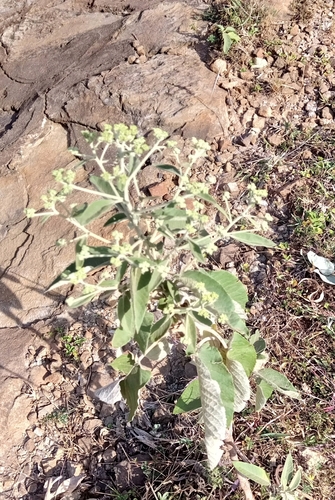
[229,232,276,248]
[227,333,256,377]
[233,462,270,486]
[112,328,133,348]
[72,199,114,225]
[66,292,97,308]
[130,269,161,333]
[145,337,170,362]
[226,359,250,412]
[117,291,134,333]
[104,212,128,226]
[149,315,172,345]
[90,175,114,195]
[120,365,151,420]
[255,379,273,412]
[111,353,135,375]
[223,33,232,54]
[173,378,201,414]
[281,454,294,489]
[48,253,112,291]
[257,368,300,399]
[182,270,248,334]
[198,343,234,427]
[156,164,181,176]
[208,270,248,310]
[289,468,302,491]
[196,351,227,469]
[188,239,206,263]
[134,312,154,353]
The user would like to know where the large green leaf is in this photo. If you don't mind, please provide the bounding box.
[281,454,294,489]
[173,379,201,414]
[134,312,154,353]
[226,359,250,412]
[104,212,128,226]
[152,204,189,232]
[227,333,256,377]
[188,239,206,263]
[90,175,114,195]
[255,379,273,412]
[257,368,300,399]
[48,254,112,291]
[145,337,171,362]
[182,270,248,334]
[130,269,162,333]
[208,270,247,310]
[156,164,181,176]
[149,315,172,345]
[120,365,151,420]
[229,231,275,248]
[112,328,134,348]
[117,291,134,333]
[196,351,227,469]
[112,292,135,348]
[71,199,114,225]
[111,353,135,375]
[289,468,302,491]
[198,344,234,426]
[232,462,270,486]
[66,292,97,308]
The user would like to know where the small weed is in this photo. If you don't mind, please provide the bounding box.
[61,333,85,360]
[206,466,224,490]
[156,493,173,500]
[178,437,193,449]
[108,488,137,500]
[43,407,70,425]
[252,83,263,93]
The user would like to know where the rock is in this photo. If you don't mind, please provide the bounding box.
[240,70,254,81]
[83,418,103,433]
[219,244,240,266]
[321,107,333,120]
[24,438,35,453]
[267,134,284,146]
[262,0,292,19]
[227,182,240,196]
[305,101,317,113]
[258,106,272,118]
[210,58,227,75]
[290,24,300,36]
[114,455,150,490]
[242,109,255,127]
[136,54,148,64]
[273,57,286,69]
[138,165,161,189]
[103,447,117,463]
[77,437,92,454]
[148,180,173,197]
[43,371,63,385]
[251,57,268,69]
[206,174,217,184]
[252,114,266,129]
[219,78,244,89]
[29,365,48,386]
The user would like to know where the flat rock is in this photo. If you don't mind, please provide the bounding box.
[0,327,39,462]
